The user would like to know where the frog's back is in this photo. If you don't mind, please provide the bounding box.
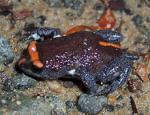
[36,31,124,72]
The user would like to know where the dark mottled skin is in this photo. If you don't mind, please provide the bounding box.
[18,30,138,95]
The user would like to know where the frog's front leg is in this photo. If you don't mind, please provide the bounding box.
[27,27,61,40]
[76,68,98,95]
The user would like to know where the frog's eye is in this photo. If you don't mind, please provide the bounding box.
[99,41,121,49]
[28,41,43,68]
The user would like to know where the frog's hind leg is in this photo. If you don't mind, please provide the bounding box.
[95,54,138,95]
[96,63,132,95]
[76,68,98,95]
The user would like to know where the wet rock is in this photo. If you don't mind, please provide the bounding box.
[3,74,37,91]
[64,0,85,10]
[132,15,143,27]
[0,92,30,109]
[17,94,66,115]
[0,36,14,65]
[44,0,63,7]
[104,104,115,112]
[77,94,107,114]
[0,93,66,115]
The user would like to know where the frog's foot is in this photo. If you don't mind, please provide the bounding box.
[24,27,61,40]
[95,53,138,95]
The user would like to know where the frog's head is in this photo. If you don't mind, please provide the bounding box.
[17,41,45,79]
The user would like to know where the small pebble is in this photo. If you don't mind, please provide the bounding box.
[12,9,32,20]
[1,99,6,104]
[16,100,21,105]
[66,101,76,110]
[132,15,143,27]
[115,103,126,110]
[105,104,115,112]
[0,36,14,65]
[124,8,133,15]
[64,0,85,10]
[3,74,37,91]
[77,94,107,114]
[93,3,104,11]
[63,81,75,88]
[116,95,124,101]
[44,0,63,7]
[47,81,65,93]
[127,79,142,93]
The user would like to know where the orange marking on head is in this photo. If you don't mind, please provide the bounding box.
[28,41,43,68]
[99,41,121,49]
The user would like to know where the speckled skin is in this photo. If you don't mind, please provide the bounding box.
[18,30,138,95]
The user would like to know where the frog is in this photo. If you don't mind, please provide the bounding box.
[17,28,138,95]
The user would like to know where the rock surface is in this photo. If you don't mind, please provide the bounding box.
[77,94,107,114]
[0,92,66,115]
[0,36,14,65]
[3,74,37,91]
